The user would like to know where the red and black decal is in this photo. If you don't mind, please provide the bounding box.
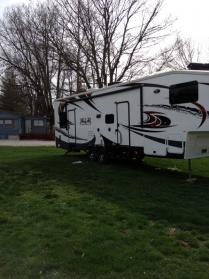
[192,102,208,127]
[143,111,172,128]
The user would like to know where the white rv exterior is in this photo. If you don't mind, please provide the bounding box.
[54,70,209,160]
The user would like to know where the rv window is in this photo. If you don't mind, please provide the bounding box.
[170,81,198,105]
[105,114,114,124]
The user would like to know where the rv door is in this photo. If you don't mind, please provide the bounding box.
[115,101,131,146]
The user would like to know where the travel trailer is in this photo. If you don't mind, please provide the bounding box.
[54,69,209,161]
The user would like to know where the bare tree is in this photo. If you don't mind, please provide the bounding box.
[0,0,174,125]
[0,68,28,113]
[53,0,172,89]
[0,2,67,126]
[152,36,200,71]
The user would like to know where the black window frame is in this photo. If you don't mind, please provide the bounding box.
[105,114,114,124]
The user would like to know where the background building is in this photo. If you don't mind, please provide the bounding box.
[0,111,52,140]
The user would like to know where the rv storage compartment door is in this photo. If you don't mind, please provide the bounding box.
[185,132,209,159]
[167,134,184,155]
[116,102,131,146]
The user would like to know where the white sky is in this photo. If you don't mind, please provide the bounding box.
[164,0,209,61]
[0,0,28,13]
[163,0,209,46]
[0,0,209,59]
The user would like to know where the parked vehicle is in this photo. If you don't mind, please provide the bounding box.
[54,69,209,160]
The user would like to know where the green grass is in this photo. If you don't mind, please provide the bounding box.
[0,147,209,278]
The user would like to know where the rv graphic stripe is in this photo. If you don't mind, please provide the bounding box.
[78,94,101,112]
[145,104,208,117]
[128,129,166,144]
[133,129,184,148]
[71,103,84,109]
[123,125,183,148]
[193,102,208,127]
[101,135,116,146]
[56,136,96,149]
[55,127,87,141]
[145,103,208,128]
[67,136,96,147]
[128,125,164,133]
[61,98,84,110]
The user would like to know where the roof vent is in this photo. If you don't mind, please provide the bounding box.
[108,82,121,86]
[187,63,209,71]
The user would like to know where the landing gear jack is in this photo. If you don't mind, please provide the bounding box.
[64,150,71,156]
[186,159,196,182]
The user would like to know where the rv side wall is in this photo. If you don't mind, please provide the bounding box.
[54,71,209,159]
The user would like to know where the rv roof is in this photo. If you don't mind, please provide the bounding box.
[55,70,209,102]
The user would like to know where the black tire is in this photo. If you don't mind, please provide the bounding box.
[89,151,98,161]
[98,152,109,164]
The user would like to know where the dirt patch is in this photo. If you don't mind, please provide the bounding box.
[0,140,55,146]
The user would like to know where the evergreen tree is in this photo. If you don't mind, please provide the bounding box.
[0,69,26,113]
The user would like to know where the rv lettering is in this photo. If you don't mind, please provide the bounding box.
[80,117,91,125]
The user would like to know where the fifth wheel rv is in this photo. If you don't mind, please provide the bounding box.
[54,70,209,161]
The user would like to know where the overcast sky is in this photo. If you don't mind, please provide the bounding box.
[0,0,209,59]
[164,0,209,45]
[0,0,28,12]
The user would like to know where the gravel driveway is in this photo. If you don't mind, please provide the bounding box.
[0,140,55,146]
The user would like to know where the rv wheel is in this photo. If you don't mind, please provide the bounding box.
[98,153,108,164]
[135,155,144,164]
[89,152,97,161]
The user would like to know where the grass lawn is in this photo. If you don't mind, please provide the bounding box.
[0,147,209,278]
